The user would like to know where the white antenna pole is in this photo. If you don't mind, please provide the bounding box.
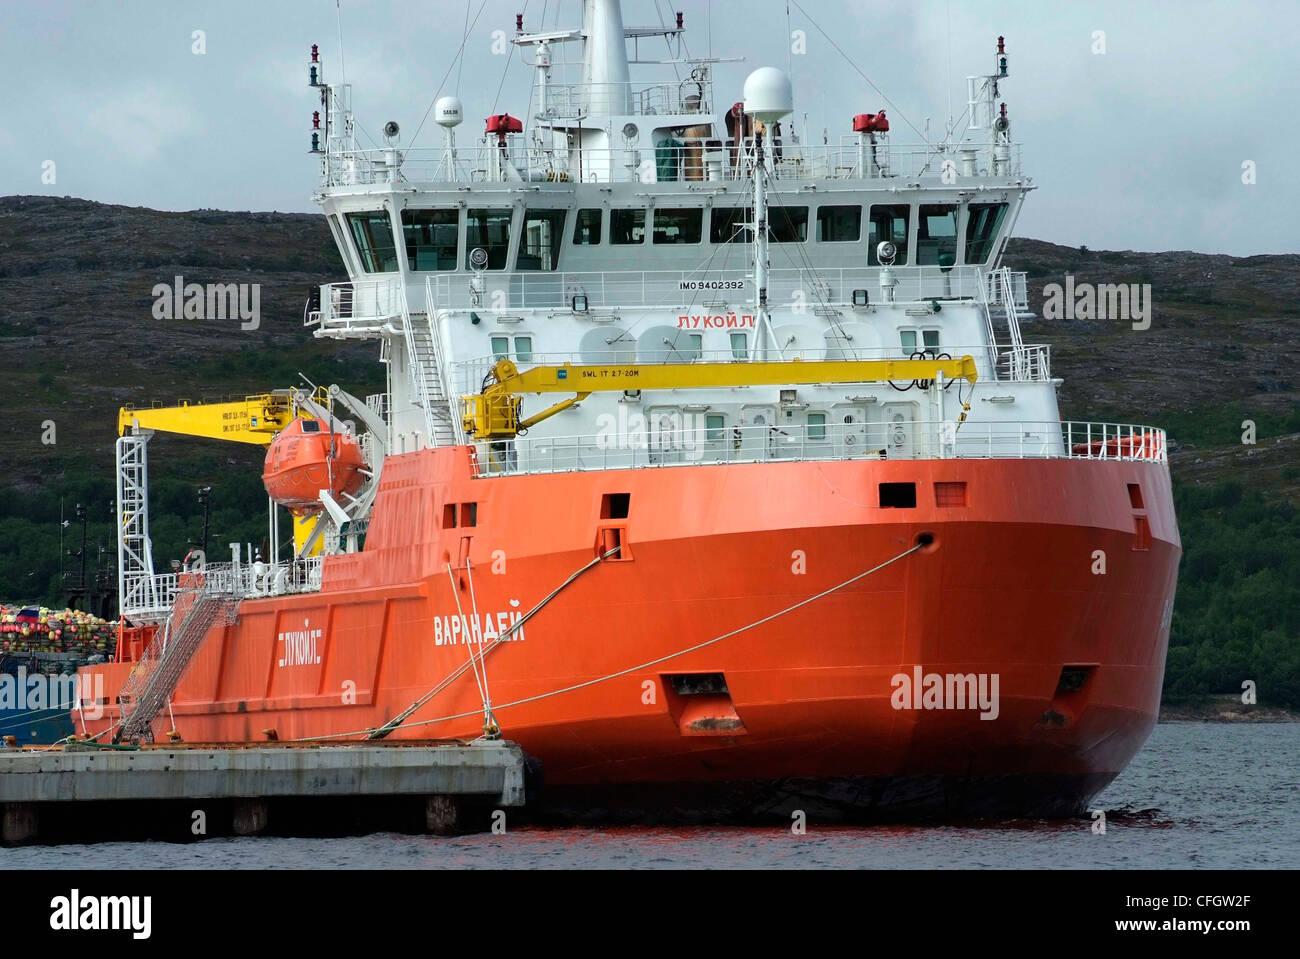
[946,0,952,137]
[336,0,347,82]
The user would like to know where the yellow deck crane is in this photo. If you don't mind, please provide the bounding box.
[461,355,980,441]
[118,390,327,556]
[117,392,300,445]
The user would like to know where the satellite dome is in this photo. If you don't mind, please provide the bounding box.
[743,67,794,123]
[435,96,464,128]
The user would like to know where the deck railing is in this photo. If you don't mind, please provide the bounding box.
[431,265,1010,312]
[321,136,1023,188]
[120,557,325,623]
[469,420,1167,477]
[305,277,404,334]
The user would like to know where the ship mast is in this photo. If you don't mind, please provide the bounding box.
[743,67,794,361]
[581,0,632,115]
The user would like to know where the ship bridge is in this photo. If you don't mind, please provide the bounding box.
[297,2,1162,484]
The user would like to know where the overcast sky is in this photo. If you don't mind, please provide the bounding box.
[2,0,1295,255]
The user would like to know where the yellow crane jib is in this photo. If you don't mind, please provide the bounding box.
[117,392,303,445]
[462,356,980,440]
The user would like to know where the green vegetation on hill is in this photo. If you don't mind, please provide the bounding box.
[1166,481,1300,707]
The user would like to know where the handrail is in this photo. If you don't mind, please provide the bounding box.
[468,420,1167,477]
[119,557,326,622]
[320,137,1024,188]
[430,265,995,312]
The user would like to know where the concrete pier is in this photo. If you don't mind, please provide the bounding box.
[0,740,527,843]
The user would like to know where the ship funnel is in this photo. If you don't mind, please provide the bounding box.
[744,67,794,123]
[581,0,632,115]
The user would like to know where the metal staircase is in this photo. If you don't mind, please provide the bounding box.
[407,322,459,447]
[114,589,239,743]
[983,266,1028,380]
[396,279,458,448]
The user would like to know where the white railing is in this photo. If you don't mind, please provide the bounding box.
[307,277,404,335]
[470,420,1167,477]
[987,269,1030,312]
[432,265,996,312]
[322,137,1024,187]
[994,344,1051,381]
[120,557,326,622]
[542,80,715,119]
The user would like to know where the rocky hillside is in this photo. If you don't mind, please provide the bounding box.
[1009,238,1300,493]
[0,195,375,494]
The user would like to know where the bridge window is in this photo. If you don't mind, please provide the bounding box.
[611,208,646,245]
[401,209,459,272]
[346,211,398,273]
[328,214,357,273]
[711,207,752,244]
[868,205,910,264]
[573,208,602,245]
[465,209,513,270]
[769,206,809,243]
[654,209,704,244]
[917,205,959,267]
[807,412,828,441]
[817,205,862,242]
[519,209,567,271]
[964,203,1008,264]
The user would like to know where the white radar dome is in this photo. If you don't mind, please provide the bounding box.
[435,96,464,128]
[743,67,794,123]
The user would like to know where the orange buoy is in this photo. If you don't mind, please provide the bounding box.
[262,418,365,514]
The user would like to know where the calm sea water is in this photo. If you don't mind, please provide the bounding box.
[5,722,1297,869]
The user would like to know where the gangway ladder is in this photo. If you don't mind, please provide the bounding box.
[982,266,1027,380]
[113,589,240,744]
[398,283,459,448]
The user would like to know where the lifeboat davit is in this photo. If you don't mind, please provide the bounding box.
[262,418,365,514]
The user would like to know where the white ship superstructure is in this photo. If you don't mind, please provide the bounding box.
[302,1,1086,483]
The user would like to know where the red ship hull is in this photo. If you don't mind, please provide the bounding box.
[82,447,1180,820]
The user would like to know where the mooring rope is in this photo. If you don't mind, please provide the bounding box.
[360,546,620,741]
[306,540,925,744]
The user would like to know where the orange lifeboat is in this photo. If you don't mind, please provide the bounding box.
[262,418,365,514]
[1069,431,1162,460]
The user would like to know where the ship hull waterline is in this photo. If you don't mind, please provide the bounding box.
[81,448,1180,821]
